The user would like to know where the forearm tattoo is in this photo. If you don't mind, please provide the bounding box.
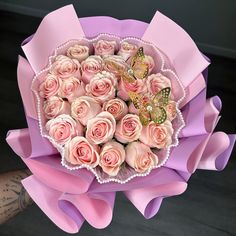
[0,169,33,224]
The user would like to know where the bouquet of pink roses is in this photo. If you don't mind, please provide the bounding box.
[33,34,185,183]
[6,5,235,233]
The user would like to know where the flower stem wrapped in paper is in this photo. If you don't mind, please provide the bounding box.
[6,5,235,234]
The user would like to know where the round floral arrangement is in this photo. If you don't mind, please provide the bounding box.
[32,35,185,183]
[6,5,235,234]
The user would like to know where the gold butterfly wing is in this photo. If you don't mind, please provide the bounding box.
[133,63,149,80]
[103,59,125,75]
[153,87,171,107]
[139,108,151,126]
[131,47,149,80]
[127,91,143,109]
[121,70,136,83]
[149,106,167,124]
[131,47,145,67]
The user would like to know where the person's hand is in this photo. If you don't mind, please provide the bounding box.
[0,169,33,224]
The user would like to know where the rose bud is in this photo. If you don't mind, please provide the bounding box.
[143,55,155,75]
[103,55,127,77]
[117,78,147,101]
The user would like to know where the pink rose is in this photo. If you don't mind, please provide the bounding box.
[146,73,171,95]
[93,40,117,56]
[85,71,117,103]
[65,136,99,167]
[66,44,89,62]
[117,78,147,101]
[86,111,116,145]
[103,98,128,120]
[103,55,127,77]
[43,96,70,119]
[71,96,102,126]
[118,41,138,61]
[99,141,125,176]
[58,76,85,102]
[143,55,155,75]
[125,141,158,173]
[140,120,174,149]
[166,101,177,121]
[127,55,155,76]
[50,55,81,79]
[81,56,104,84]
[39,73,61,99]
[115,114,142,143]
[45,114,83,145]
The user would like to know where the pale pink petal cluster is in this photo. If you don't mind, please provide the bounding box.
[43,96,70,119]
[94,40,117,56]
[146,73,171,95]
[117,78,147,101]
[86,112,116,145]
[99,141,125,176]
[65,136,99,167]
[81,55,104,83]
[45,114,83,145]
[140,120,174,149]
[71,96,101,126]
[66,44,89,62]
[126,142,158,173]
[85,71,117,103]
[50,55,81,79]
[102,98,128,120]
[58,76,85,102]
[38,40,178,177]
[39,73,61,98]
[115,114,142,143]
[118,41,138,61]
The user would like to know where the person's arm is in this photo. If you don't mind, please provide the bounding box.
[0,169,33,224]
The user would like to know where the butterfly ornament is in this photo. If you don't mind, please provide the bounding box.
[104,47,149,82]
[128,87,171,126]
[104,47,171,126]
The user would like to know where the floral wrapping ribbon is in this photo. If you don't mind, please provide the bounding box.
[6,5,235,234]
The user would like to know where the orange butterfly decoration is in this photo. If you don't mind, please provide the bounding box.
[104,47,171,126]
